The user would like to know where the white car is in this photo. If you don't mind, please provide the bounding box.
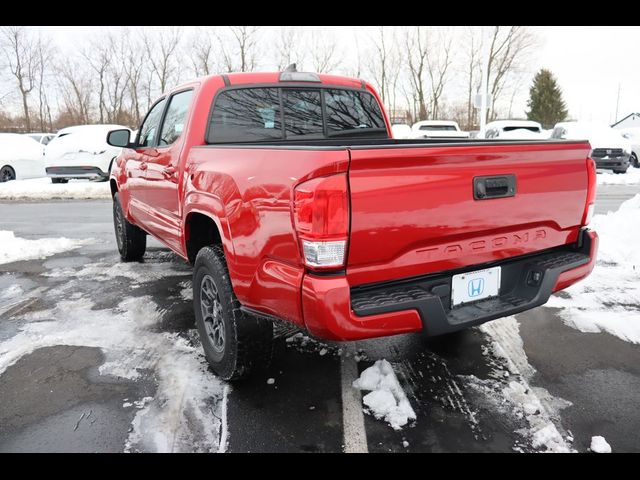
[551,121,631,174]
[391,124,412,139]
[44,124,131,183]
[617,127,640,168]
[481,120,544,140]
[411,120,469,139]
[0,133,46,182]
[26,133,56,146]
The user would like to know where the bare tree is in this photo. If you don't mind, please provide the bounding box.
[366,27,402,116]
[143,27,182,96]
[187,27,219,77]
[426,28,453,120]
[81,36,111,123]
[464,27,483,130]
[0,26,41,131]
[485,26,537,121]
[56,60,93,125]
[218,26,261,72]
[405,26,430,121]
[308,30,342,73]
[35,36,55,131]
[274,27,306,71]
[122,30,147,126]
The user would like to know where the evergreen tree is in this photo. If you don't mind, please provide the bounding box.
[526,69,568,129]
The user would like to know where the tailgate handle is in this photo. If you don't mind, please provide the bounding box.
[474,175,516,200]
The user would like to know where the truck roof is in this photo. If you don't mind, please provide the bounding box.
[172,71,371,94]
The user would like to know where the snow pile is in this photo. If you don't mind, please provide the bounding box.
[597,168,640,185]
[548,194,640,343]
[469,317,574,452]
[0,230,91,265]
[0,178,110,200]
[590,436,612,453]
[352,359,416,430]
[0,295,228,453]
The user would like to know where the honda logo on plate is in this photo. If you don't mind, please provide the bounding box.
[468,278,485,297]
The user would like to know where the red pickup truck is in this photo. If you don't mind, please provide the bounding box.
[107,69,598,380]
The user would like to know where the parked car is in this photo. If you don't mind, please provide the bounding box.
[44,124,132,183]
[411,120,469,139]
[391,124,412,139]
[0,133,45,182]
[26,132,56,146]
[617,127,640,168]
[107,70,598,381]
[482,120,544,140]
[551,121,631,173]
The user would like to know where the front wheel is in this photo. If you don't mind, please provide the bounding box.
[113,192,146,261]
[631,153,639,168]
[194,245,273,381]
[614,168,628,174]
[1,165,16,182]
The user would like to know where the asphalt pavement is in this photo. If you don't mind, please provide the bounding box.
[0,181,639,452]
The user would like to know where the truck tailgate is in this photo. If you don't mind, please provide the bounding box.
[346,141,591,286]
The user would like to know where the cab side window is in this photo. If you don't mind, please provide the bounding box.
[138,98,167,147]
[158,90,193,147]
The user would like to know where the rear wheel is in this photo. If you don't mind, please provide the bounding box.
[614,168,628,174]
[631,153,639,168]
[51,178,69,184]
[113,192,146,261]
[0,165,16,182]
[194,245,273,381]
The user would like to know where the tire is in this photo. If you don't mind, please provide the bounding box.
[614,168,628,174]
[193,245,273,381]
[0,165,16,182]
[113,192,146,261]
[51,178,69,184]
[632,153,639,169]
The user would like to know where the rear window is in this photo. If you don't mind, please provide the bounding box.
[324,89,385,136]
[207,87,387,143]
[208,88,282,143]
[503,126,540,133]
[419,125,457,131]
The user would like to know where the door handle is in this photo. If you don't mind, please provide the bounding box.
[139,162,148,171]
[474,175,516,200]
[163,166,177,178]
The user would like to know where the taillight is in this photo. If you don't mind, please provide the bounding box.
[582,157,597,226]
[293,173,349,270]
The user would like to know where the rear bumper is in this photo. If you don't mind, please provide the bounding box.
[593,155,630,170]
[46,166,108,178]
[301,229,598,341]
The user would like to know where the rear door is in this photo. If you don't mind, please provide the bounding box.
[346,141,591,286]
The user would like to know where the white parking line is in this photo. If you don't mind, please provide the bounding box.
[217,385,230,453]
[340,343,368,453]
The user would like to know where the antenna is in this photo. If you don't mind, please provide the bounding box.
[284,63,297,73]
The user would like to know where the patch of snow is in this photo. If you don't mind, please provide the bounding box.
[597,168,640,185]
[0,295,227,453]
[477,317,574,452]
[590,435,611,453]
[548,194,640,344]
[44,259,189,284]
[352,359,416,430]
[402,440,409,448]
[0,284,23,301]
[0,230,92,265]
[0,177,110,200]
[266,378,275,385]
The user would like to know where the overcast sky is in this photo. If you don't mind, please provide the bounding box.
[38,26,640,124]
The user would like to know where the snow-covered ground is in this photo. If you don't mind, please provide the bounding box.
[0,254,227,453]
[0,230,92,265]
[548,194,640,343]
[597,168,640,185]
[0,178,110,200]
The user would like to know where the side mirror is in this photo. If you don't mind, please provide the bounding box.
[107,129,133,148]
